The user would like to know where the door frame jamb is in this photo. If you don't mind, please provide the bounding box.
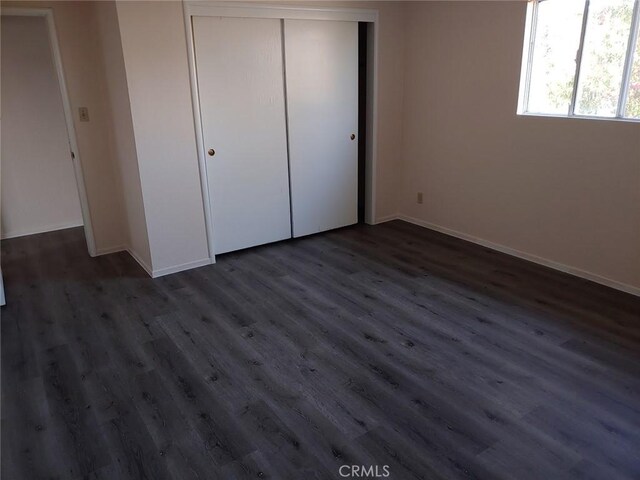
[1,7,97,256]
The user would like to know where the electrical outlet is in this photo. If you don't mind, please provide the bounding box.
[79,107,90,122]
[417,192,423,204]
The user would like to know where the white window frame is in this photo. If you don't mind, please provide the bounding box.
[518,0,640,122]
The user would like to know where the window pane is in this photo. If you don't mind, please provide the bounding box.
[527,0,586,115]
[575,0,634,117]
[624,27,640,118]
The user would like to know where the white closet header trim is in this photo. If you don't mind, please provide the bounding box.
[184,2,378,23]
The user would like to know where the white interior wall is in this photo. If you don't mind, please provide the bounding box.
[399,1,640,293]
[1,15,83,239]
[2,1,128,254]
[94,1,152,269]
[115,1,210,276]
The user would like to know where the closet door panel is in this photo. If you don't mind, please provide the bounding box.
[284,19,359,238]
[193,16,291,255]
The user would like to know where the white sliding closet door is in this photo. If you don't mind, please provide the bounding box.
[193,17,291,254]
[284,19,359,238]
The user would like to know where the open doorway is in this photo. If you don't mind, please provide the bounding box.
[1,9,95,256]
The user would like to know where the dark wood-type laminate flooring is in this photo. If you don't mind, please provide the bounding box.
[2,221,639,480]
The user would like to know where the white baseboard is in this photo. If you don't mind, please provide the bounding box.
[100,244,210,279]
[95,245,126,256]
[151,257,211,278]
[94,244,153,277]
[373,213,400,225]
[394,214,640,297]
[1,221,83,240]
[125,248,154,277]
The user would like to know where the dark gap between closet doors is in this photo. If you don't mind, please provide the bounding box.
[358,22,368,224]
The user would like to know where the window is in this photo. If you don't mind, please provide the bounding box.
[519,0,640,120]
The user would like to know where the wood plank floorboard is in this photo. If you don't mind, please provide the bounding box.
[2,221,639,479]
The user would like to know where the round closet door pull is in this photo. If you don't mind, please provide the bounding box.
[350,134,356,141]
[207,148,216,157]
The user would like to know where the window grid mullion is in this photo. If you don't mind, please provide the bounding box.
[570,0,591,116]
[523,0,539,113]
[617,0,640,118]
